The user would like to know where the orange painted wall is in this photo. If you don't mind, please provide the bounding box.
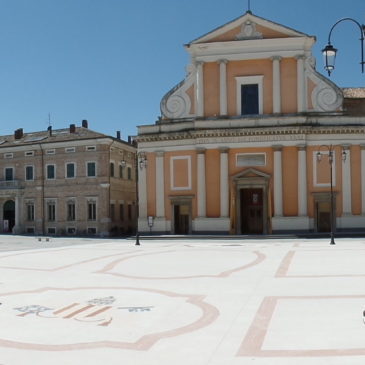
[351,145,361,215]
[210,25,241,42]
[227,59,273,115]
[146,153,156,217]
[164,150,197,220]
[280,58,297,114]
[282,147,298,216]
[204,62,220,117]
[205,149,221,217]
[209,24,288,42]
[307,146,343,218]
[172,158,190,188]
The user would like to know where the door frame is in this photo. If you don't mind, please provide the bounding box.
[232,168,271,235]
[169,195,193,235]
[313,192,337,233]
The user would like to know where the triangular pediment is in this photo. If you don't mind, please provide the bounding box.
[232,168,271,181]
[189,12,312,45]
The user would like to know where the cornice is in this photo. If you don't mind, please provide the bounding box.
[136,125,365,144]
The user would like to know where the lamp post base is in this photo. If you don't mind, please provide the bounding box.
[330,233,335,245]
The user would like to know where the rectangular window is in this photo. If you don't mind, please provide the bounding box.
[27,203,35,221]
[67,227,76,235]
[25,166,34,181]
[48,227,56,235]
[4,153,13,159]
[110,204,115,221]
[87,162,96,177]
[119,165,124,178]
[128,204,132,220]
[5,167,13,181]
[110,162,115,177]
[47,202,56,221]
[47,165,55,179]
[67,202,76,221]
[87,227,97,235]
[66,163,75,178]
[86,146,96,151]
[127,167,132,180]
[65,147,75,153]
[120,204,124,221]
[88,201,96,221]
[46,149,55,155]
[241,84,259,115]
[25,151,34,157]
[236,75,263,115]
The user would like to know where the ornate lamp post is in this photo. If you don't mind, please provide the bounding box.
[322,17,365,76]
[316,146,347,245]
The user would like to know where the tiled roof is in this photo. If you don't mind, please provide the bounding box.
[0,127,109,147]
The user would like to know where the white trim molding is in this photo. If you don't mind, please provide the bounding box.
[170,155,192,191]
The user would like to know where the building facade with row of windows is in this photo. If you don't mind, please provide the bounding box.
[0,122,137,236]
[136,11,365,235]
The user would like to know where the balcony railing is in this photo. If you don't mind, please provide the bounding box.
[0,180,24,189]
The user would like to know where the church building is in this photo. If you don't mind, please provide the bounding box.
[136,11,365,235]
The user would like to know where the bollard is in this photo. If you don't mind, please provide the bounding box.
[135,233,140,246]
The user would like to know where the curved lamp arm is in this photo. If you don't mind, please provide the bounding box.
[323,17,365,76]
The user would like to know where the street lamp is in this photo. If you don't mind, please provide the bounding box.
[322,17,365,76]
[316,145,347,245]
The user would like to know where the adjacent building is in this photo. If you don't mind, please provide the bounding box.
[136,11,365,235]
[0,121,137,236]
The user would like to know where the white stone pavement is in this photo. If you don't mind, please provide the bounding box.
[0,235,364,364]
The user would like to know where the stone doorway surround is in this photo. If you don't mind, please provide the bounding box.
[313,192,337,233]
[231,168,271,235]
[169,195,193,235]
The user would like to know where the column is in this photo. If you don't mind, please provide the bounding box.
[296,55,306,113]
[155,151,165,218]
[218,59,228,116]
[14,194,21,233]
[196,61,204,117]
[273,145,283,216]
[272,56,282,113]
[342,145,352,215]
[220,148,229,217]
[297,145,307,216]
[138,155,148,220]
[197,148,206,217]
[361,145,365,214]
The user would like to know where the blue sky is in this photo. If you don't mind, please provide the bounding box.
[0,0,363,140]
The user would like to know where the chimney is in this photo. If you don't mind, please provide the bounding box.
[69,124,76,133]
[82,119,88,128]
[14,128,23,140]
[47,125,52,136]
[128,135,131,144]
[116,131,121,140]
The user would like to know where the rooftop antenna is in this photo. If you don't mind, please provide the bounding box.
[247,0,252,13]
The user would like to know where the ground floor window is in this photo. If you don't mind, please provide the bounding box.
[47,202,56,221]
[67,201,76,221]
[88,201,96,221]
[26,203,35,221]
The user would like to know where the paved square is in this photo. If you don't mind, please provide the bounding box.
[0,235,364,364]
